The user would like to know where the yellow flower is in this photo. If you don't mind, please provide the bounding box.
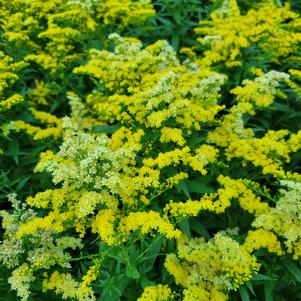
[166,233,260,298]
[138,285,174,301]
[8,264,36,301]
[195,1,301,68]
[16,211,74,239]
[119,211,181,240]
[160,127,186,146]
[91,209,118,246]
[243,229,283,256]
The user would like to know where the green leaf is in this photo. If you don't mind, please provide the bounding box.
[252,274,272,281]
[187,135,206,147]
[0,292,17,301]
[99,288,121,301]
[128,245,139,262]
[50,96,64,113]
[282,258,301,283]
[264,281,273,301]
[171,32,180,50]
[272,102,290,112]
[5,140,20,165]
[245,281,255,296]
[157,16,173,26]
[189,219,210,239]
[106,248,125,263]
[15,176,31,191]
[175,180,191,198]
[91,124,121,134]
[141,235,164,267]
[80,262,88,274]
[125,263,140,279]
[139,276,155,288]
[178,218,191,238]
[239,286,250,301]
[186,179,214,194]
[115,275,130,293]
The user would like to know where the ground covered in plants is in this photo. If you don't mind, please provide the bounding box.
[0,0,301,300]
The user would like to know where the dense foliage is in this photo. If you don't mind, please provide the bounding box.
[0,0,301,300]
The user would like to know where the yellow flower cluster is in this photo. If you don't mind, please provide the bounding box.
[8,264,36,301]
[1,196,85,300]
[118,211,181,240]
[208,71,301,180]
[138,285,174,301]
[182,285,227,301]
[91,209,180,245]
[78,260,101,300]
[164,175,270,219]
[43,270,96,301]
[195,1,301,68]
[97,0,155,27]
[0,52,26,112]
[143,145,218,175]
[15,211,74,239]
[252,181,301,259]
[230,71,290,109]
[165,233,260,300]
[6,108,64,141]
[160,127,186,146]
[243,229,283,256]
[91,209,118,245]
[0,0,155,146]
[288,69,301,99]
[74,35,225,130]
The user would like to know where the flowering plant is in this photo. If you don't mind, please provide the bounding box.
[1,1,301,300]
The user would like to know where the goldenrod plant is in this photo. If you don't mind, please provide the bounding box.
[0,0,155,200]
[0,0,301,300]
